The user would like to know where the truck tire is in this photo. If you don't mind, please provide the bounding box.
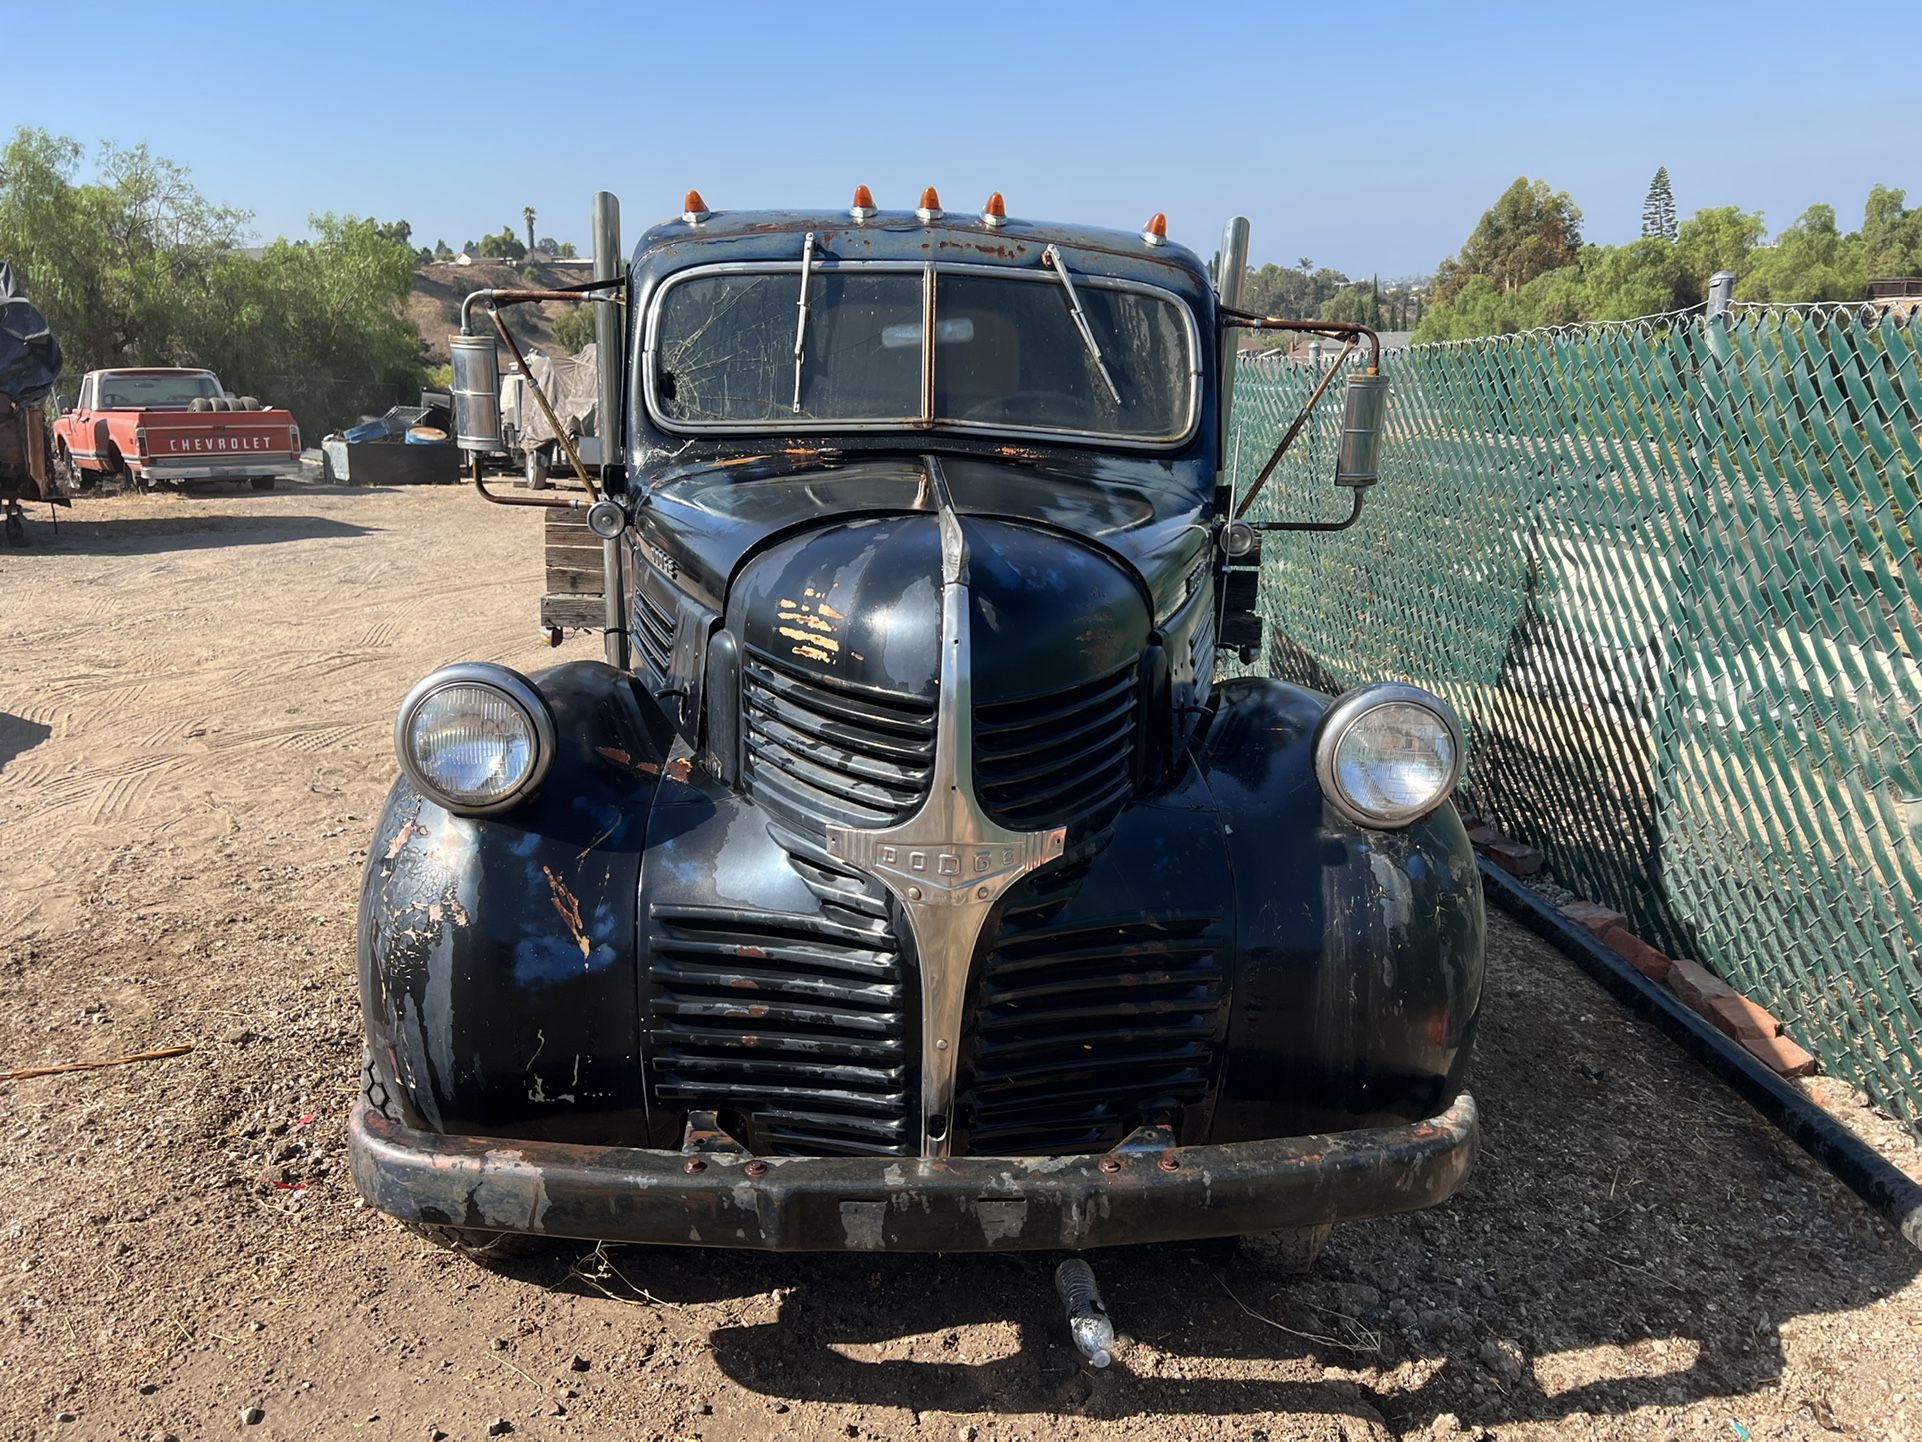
[55,444,90,492]
[525,445,550,490]
[360,1048,554,1265]
[1242,1224,1332,1275]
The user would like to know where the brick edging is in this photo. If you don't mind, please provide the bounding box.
[1461,814,1818,1078]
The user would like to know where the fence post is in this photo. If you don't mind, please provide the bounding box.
[1707,271,1735,319]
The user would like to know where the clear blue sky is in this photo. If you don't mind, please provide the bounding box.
[4,0,1916,279]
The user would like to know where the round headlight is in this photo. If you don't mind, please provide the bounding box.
[1314,684,1463,829]
[394,663,555,815]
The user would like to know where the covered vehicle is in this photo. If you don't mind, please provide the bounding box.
[53,368,301,490]
[350,191,1484,1259]
[0,260,66,543]
[508,343,603,487]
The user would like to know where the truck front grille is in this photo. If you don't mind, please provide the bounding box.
[974,664,1137,833]
[957,865,1227,1155]
[645,830,915,1156]
[742,650,935,834]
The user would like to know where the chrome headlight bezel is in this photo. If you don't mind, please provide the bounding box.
[1313,682,1464,830]
[393,662,556,816]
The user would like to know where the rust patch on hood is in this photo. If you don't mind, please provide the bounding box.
[542,866,592,960]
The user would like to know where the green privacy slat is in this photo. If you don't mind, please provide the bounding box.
[1227,302,1922,1139]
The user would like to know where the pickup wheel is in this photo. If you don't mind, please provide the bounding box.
[54,444,89,492]
[360,1048,555,1265]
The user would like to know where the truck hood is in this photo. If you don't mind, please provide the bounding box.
[635,451,1211,627]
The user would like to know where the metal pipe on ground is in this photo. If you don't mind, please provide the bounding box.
[1479,861,1922,1251]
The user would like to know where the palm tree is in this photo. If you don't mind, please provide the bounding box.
[523,207,536,255]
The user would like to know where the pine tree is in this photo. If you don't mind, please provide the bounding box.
[1642,168,1678,241]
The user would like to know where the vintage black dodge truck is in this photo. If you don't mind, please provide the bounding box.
[349,189,1484,1263]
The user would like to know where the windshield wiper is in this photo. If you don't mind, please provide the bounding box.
[1042,244,1122,406]
[792,231,816,414]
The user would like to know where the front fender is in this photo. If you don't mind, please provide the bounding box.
[357,661,671,1141]
[1198,678,1485,1142]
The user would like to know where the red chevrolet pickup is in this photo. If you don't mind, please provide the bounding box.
[53,368,302,490]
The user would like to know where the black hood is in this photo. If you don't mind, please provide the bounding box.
[636,451,1210,630]
[727,511,1148,709]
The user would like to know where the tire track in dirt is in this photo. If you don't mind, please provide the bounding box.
[0,486,566,942]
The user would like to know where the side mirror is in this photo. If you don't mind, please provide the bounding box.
[1334,373,1390,489]
[449,333,503,452]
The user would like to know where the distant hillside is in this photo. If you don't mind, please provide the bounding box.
[409,259,595,364]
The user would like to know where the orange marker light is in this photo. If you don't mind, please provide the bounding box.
[982,192,1007,227]
[1141,211,1168,246]
[916,187,942,221]
[683,189,709,223]
[850,184,876,222]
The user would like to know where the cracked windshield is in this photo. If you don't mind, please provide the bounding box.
[652,265,1193,441]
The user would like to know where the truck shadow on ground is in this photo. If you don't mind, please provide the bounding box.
[0,712,51,774]
[509,912,1919,1432]
[8,511,375,555]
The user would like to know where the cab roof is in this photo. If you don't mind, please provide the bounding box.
[89,367,215,377]
[630,206,1215,300]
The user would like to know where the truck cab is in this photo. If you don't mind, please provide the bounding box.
[54,367,302,490]
[350,191,1484,1258]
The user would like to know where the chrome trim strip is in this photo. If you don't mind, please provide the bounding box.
[641,259,1201,450]
[825,461,1065,1157]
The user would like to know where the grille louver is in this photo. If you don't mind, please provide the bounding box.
[958,863,1227,1155]
[646,829,915,1156]
[974,664,1138,832]
[633,588,675,678]
[742,651,935,833]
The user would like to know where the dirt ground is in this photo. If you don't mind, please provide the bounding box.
[2,485,1919,1442]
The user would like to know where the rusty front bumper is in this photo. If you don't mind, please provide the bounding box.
[348,1094,1477,1252]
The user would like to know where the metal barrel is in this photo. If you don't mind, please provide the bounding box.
[449,334,503,452]
[1335,372,1391,488]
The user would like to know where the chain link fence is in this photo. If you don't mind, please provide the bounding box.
[1228,300,1922,1137]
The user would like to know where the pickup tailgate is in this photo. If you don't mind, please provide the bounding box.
[136,408,299,462]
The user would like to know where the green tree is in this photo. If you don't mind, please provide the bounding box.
[1674,206,1765,302]
[1641,167,1678,241]
[0,127,247,373]
[0,126,424,437]
[1320,277,1383,327]
[550,304,597,354]
[432,238,453,259]
[1861,185,1922,277]
[1413,275,1534,342]
[478,225,526,261]
[1580,238,1684,320]
[1436,177,1583,301]
[187,214,426,438]
[1737,204,1869,302]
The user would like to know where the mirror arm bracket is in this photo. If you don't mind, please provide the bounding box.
[1247,489,1366,534]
